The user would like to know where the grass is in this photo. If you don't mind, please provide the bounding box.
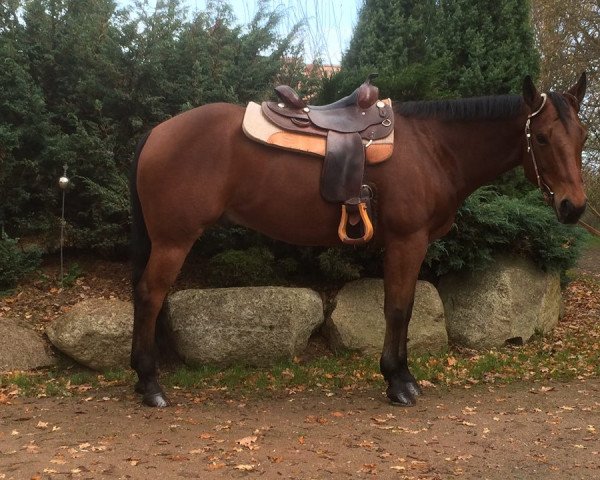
[0,338,596,400]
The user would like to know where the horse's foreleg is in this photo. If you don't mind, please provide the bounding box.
[131,242,192,407]
[380,235,428,406]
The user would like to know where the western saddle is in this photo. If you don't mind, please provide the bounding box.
[262,74,394,245]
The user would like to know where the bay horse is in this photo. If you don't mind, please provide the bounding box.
[130,73,588,408]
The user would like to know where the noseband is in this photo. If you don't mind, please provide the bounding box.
[525,93,554,205]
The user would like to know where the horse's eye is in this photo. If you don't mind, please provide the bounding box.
[535,133,549,145]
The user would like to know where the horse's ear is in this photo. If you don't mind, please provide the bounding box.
[566,71,587,110]
[522,75,542,109]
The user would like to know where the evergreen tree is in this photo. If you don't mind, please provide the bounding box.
[435,0,539,96]
[0,0,54,235]
[326,0,538,101]
[322,0,442,101]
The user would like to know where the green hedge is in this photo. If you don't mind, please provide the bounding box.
[0,234,41,291]
[424,188,586,276]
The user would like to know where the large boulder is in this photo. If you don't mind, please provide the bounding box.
[46,299,133,370]
[326,279,448,355]
[438,255,561,349]
[0,317,55,372]
[167,287,324,366]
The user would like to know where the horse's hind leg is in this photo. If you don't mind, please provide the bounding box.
[380,234,428,406]
[131,240,193,407]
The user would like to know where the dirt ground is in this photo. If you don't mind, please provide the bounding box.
[1,242,599,480]
[1,379,599,480]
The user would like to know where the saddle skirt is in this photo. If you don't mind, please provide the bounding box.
[242,100,394,164]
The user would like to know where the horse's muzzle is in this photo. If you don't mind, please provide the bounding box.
[558,198,587,224]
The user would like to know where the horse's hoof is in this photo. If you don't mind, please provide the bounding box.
[143,392,169,408]
[386,381,419,406]
[405,381,422,398]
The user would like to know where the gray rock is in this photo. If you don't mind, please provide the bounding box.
[326,279,448,355]
[167,287,324,366]
[438,255,561,349]
[46,299,133,370]
[0,317,55,372]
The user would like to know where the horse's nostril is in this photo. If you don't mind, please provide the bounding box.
[558,198,586,224]
[560,199,573,213]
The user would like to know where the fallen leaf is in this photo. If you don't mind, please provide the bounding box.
[360,463,377,474]
[236,435,257,448]
[25,444,40,454]
[168,455,189,461]
[234,464,255,471]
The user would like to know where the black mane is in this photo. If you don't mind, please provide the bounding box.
[395,92,573,124]
[395,94,524,121]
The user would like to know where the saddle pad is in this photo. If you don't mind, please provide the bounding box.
[242,101,394,165]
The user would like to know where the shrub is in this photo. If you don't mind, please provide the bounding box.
[318,248,362,283]
[424,188,587,276]
[0,234,42,291]
[207,247,277,287]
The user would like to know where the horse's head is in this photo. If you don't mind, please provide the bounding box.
[522,73,588,224]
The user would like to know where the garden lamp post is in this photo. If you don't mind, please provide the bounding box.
[58,164,69,283]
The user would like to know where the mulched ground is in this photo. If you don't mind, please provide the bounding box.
[1,243,599,479]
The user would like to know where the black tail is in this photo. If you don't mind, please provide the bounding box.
[130,131,152,290]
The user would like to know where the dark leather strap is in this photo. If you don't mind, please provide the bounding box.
[320,131,365,203]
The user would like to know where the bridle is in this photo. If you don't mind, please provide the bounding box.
[524,93,554,205]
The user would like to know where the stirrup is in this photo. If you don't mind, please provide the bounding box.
[338,201,374,245]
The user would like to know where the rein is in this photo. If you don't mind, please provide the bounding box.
[525,93,554,205]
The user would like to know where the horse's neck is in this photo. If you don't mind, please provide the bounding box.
[436,115,526,203]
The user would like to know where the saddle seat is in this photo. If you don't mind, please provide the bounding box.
[264,73,392,137]
[252,74,395,245]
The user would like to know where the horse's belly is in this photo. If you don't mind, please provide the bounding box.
[226,190,343,247]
